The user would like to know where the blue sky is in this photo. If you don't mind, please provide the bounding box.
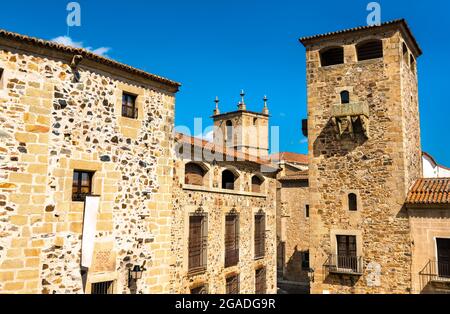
[1,0,449,165]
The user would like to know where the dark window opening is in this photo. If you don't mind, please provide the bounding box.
[72,170,94,202]
[348,193,358,211]
[357,40,383,61]
[225,213,240,267]
[122,92,138,119]
[91,281,114,294]
[437,238,450,278]
[191,284,208,294]
[255,267,266,294]
[320,47,344,67]
[222,169,236,190]
[302,251,310,270]
[403,43,409,61]
[226,275,240,294]
[185,163,206,186]
[254,213,266,259]
[253,118,258,126]
[226,120,233,142]
[251,176,263,193]
[0,68,4,83]
[340,91,350,104]
[188,214,208,273]
[305,205,310,218]
[337,235,357,271]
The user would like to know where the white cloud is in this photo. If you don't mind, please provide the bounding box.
[299,138,308,144]
[51,36,111,57]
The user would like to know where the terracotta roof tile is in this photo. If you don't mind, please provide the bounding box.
[406,178,450,205]
[175,133,277,169]
[270,152,308,165]
[0,29,181,89]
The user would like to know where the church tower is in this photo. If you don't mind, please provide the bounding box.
[301,20,422,294]
[212,91,270,159]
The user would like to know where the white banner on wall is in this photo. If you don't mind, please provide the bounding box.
[81,196,100,268]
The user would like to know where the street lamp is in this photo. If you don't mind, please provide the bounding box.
[128,261,146,288]
[307,268,315,283]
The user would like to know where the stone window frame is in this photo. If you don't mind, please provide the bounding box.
[183,206,210,276]
[253,209,266,260]
[342,189,363,213]
[334,86,355,105]
[330,229,363,260]
[402,42,410,67]
[250,173,265,194]
[305,204,310,219]
[183,160,211,188]
[355,39,384,62]
[352,36,385,64]
[115,82,145,139]
[319,46,345,67]
[68,159,103,204]
[434,236,450,266]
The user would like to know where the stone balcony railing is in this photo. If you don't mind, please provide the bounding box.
[331,102,370,118]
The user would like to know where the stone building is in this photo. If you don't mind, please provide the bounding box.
[299,19,450,294]
[0,29,179,294]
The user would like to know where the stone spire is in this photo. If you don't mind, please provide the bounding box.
[238,89,246,111]
[262,95,269,115]
[213,96,220,115]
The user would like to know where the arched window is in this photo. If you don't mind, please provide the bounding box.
[320,47,344,67]
[222,169,236,190]
[340,91,350,104]
[226,120,233,142]
[402,43,409,61]
[253,118,258,126]
[356,40,383,61]
[251,175,263,193]
[348,193,358,211]
[185,162,206,186]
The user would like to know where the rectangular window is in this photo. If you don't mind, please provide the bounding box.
[190,284,208,294]
[188,214,208,273]
[336,235,357,271]
[255,267,266,294]
[72,170,94,202]
[254,213,266,259]
[226,274,240,294]
[302,251,310,270]
[305,205,310,218]
[437,238,450,278]
[91,281,114,294]
[122,92,138,119]
[225,214,239,267]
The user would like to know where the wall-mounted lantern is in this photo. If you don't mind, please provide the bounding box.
[128,261,146,288]
[307,267,315,283]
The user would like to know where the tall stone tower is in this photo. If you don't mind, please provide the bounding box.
[212,91,270,158]
[300,20,422,294]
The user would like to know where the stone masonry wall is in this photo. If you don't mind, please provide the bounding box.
[306,28,421,294]
[170,158,277,294]
[0,45,175,293]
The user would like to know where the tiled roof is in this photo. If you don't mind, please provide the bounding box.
[299,19,422,57]
[279,170,309,181]
[406,178,450,205]
[0,29,181,89]
[175,133,277,168]
[271,152,308,165]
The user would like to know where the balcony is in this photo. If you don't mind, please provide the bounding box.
[324,255,364,276]
[419,260,450,291]
[330,102,370,139]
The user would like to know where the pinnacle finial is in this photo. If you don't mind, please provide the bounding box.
[262,95,269,115]
[213,96,220,115]
[238,89,246,111]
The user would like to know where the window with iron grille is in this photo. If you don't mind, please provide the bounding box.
[91,281,114,294]
[255,267,266,294]
[188,213,208,274]
[356,40,383,61]
[122,92,138,119]
[337,235,357,270]
[225,213,239,268]
[226,274,240,294]
[72,170,94,202]
[254,212,266,259]
[302,251,310,270]
[320,47,344,67]
[437,238,450,278]
[190,284,208,294]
